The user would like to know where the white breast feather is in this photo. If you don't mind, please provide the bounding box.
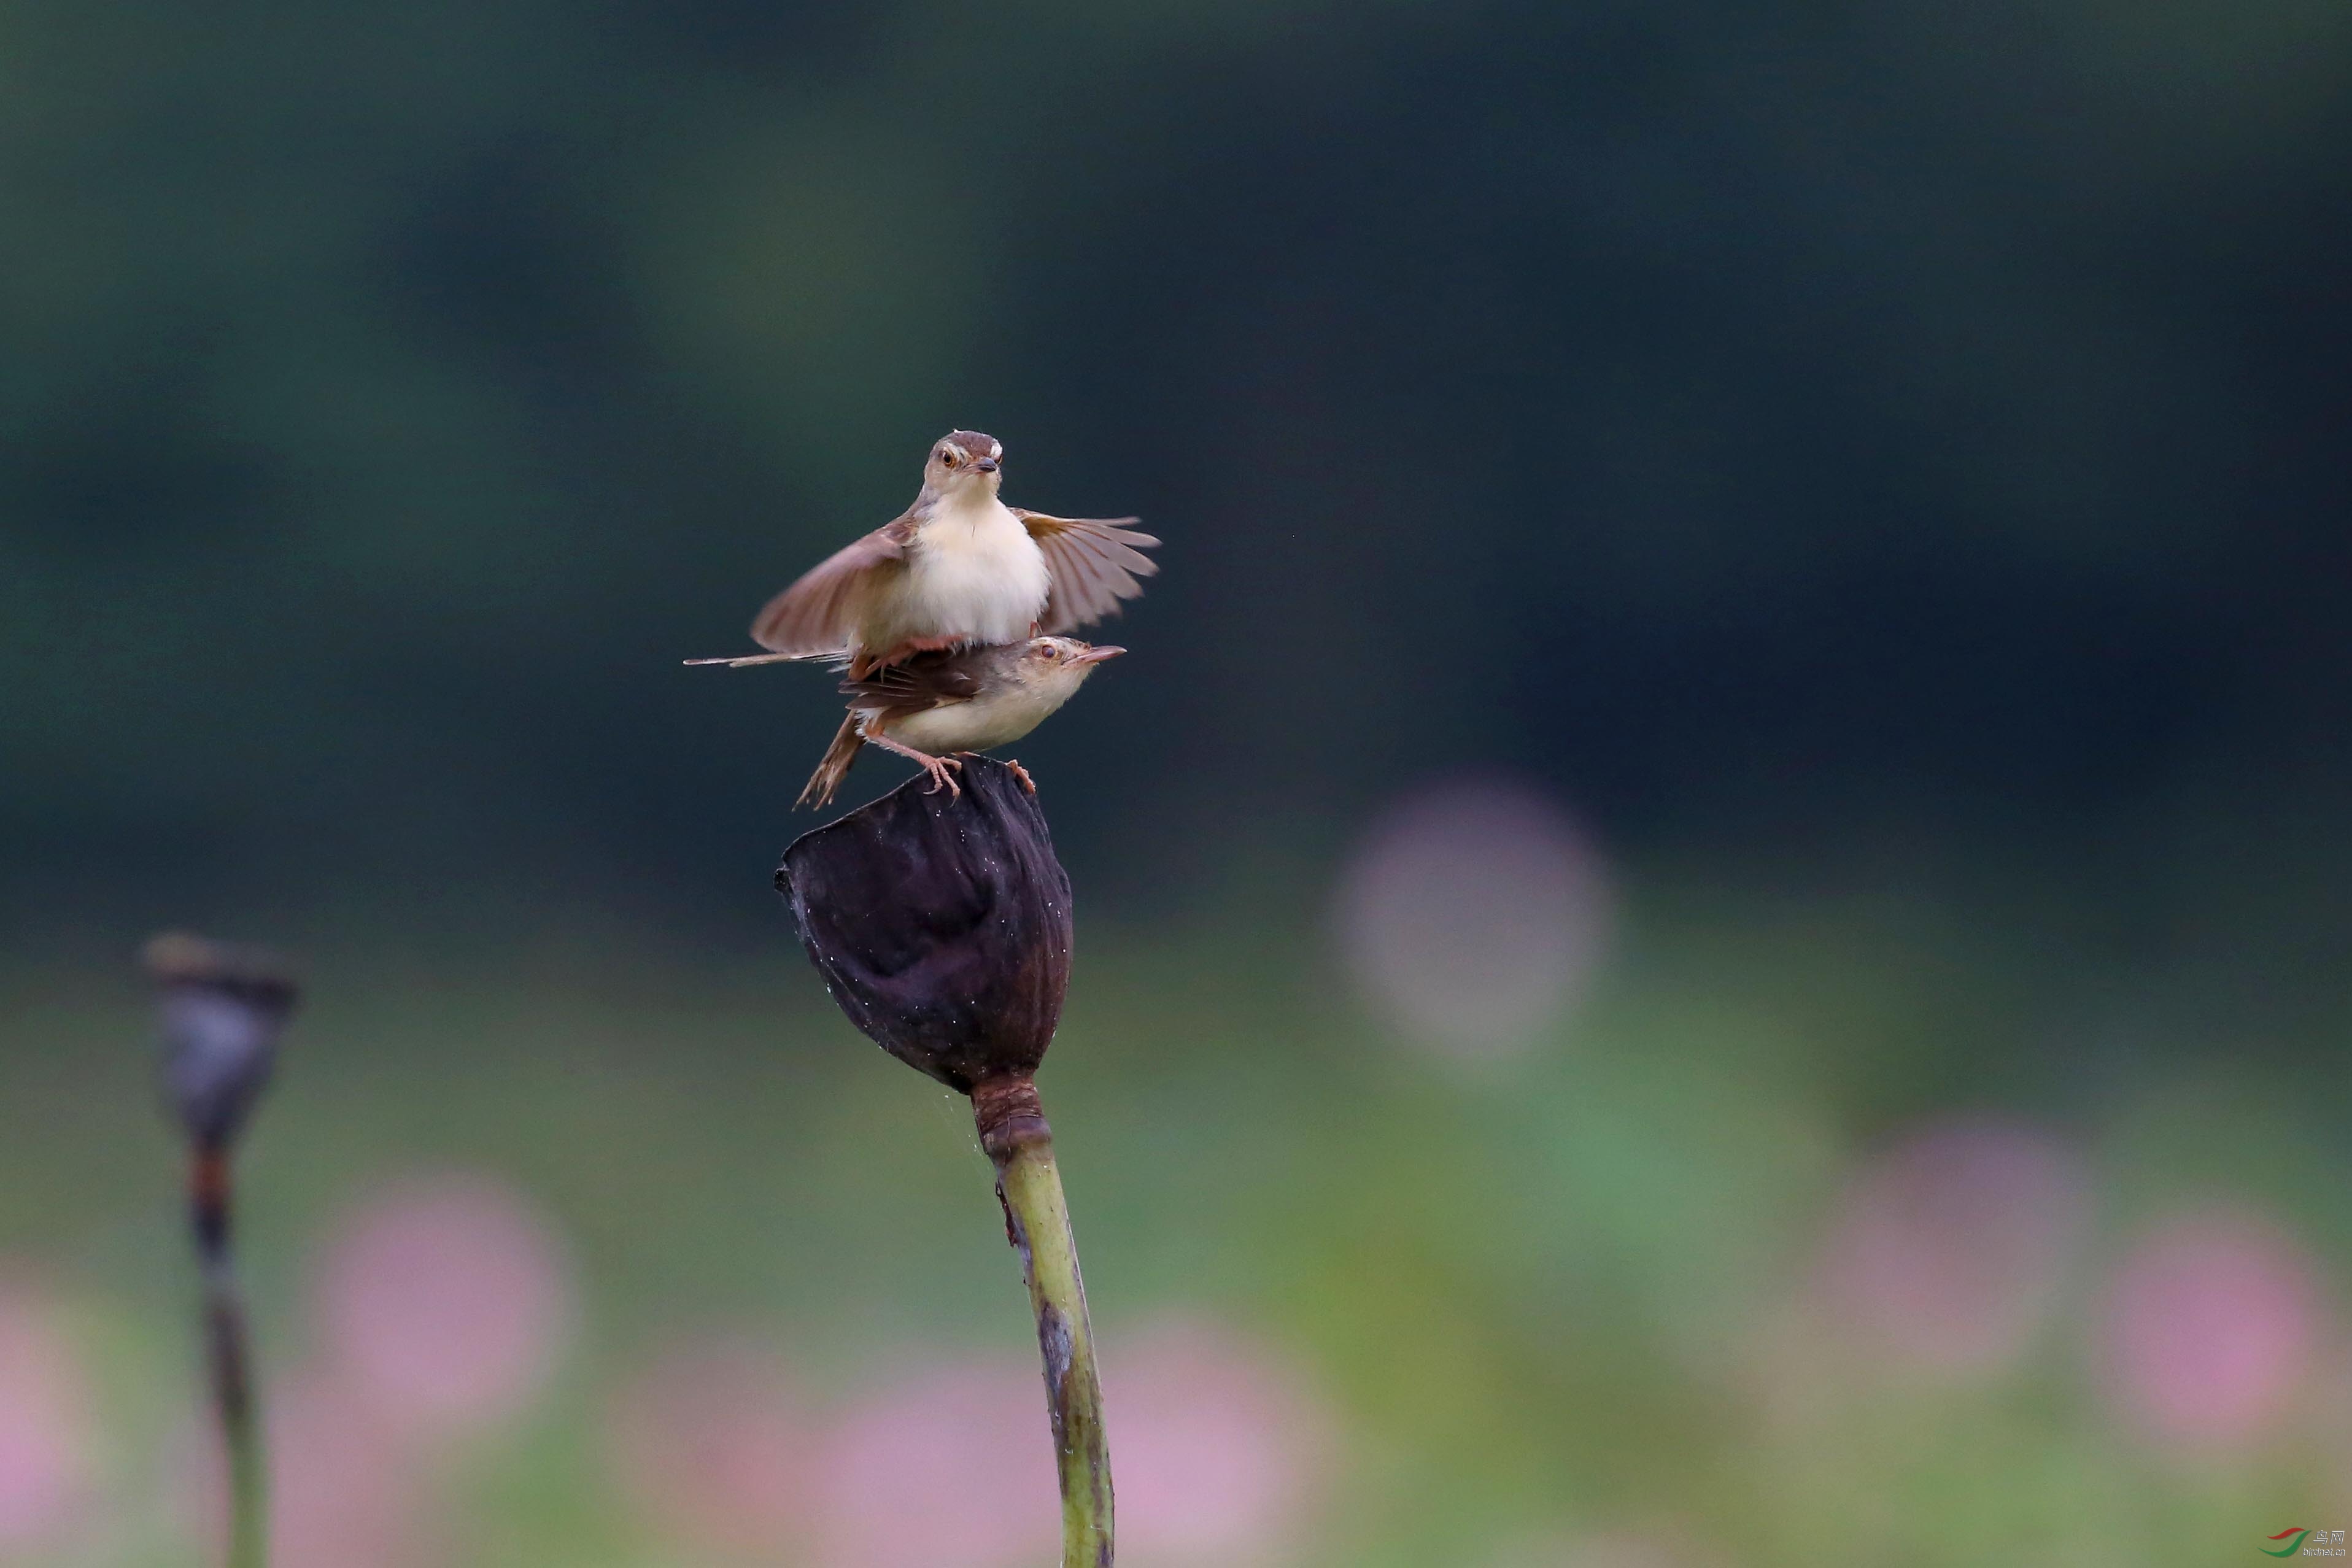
[865,497,1048,648]
[890,675,1073,755]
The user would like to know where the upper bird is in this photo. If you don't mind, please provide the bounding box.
[694,431,1158,679]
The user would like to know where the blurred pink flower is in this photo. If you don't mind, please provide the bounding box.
[1817,1118,2089,1379]
[314,1173,576,1443]
[606,1335,811,1554]
[1334,773,1614,1064]
[2103,1208,2324,1453]
[0,1280,94,1547]
[1108,1316,1336,1566]
[263,1373,427,1568]
[814,1358,1057,1568]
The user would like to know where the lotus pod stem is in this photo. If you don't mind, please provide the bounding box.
[977,1073,1112,1566]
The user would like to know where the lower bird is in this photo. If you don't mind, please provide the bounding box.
[799,636,1125,809]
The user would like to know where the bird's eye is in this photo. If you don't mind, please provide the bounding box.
[939,449,956,465]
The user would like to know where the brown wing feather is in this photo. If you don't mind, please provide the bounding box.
[1012,510,1160,633]
[840,644,1000,722]
[749,516,918,655]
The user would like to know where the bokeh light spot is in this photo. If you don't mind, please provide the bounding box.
[1818,1118,2091,1380]
[263,1374,424,1568]
[2103,1207,2323,1453]
[0,1279,93,1548]
[1105,1315,1336,1566]
[814,1358,1058,1568]
[605,1334,810,1555]
[1334,773,1614,1064]
[314,1172,576,1443]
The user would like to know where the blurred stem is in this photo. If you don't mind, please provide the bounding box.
[193,1150,267,1568]
[974,1076,1113,1567]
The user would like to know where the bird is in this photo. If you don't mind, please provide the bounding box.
[798,636,1126,808]
[688,431,1156,679]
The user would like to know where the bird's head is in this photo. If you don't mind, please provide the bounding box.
[926,430,1004,496]
[1015,636,1124,699]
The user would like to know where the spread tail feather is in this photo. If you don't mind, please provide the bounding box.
[797,712,866,809]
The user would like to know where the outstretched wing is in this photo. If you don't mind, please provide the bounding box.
[1012,510,1159,633]
[749,516,918,655]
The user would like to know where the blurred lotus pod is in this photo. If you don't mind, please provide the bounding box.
[775,757,1073,1092]
[144,932,299,1153]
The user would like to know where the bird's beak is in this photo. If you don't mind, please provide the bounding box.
[1072,645,1125,665]
[975,457,999,473]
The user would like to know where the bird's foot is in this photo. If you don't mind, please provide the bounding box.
[1005,759,1036,795]
[921,754,965,798]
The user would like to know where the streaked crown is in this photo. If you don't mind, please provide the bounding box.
[928,430,1004,480]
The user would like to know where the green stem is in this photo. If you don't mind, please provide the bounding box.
[194,1151,266,1568]
[974,1076,1113,1568]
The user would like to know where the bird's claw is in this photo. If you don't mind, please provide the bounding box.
[922,755,965,798]
[1005,759,1036,795]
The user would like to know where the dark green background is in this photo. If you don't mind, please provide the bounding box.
[9,0,2347,941]
[4,2,2350,1564]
